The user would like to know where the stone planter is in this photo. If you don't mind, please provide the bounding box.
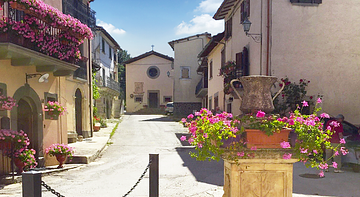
[222,149,297,197]
[93,125,100,132]
[55,154,67,168]
[245,128,291,149]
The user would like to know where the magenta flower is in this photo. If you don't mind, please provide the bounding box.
[340,138,346,144]
[320,113,330,119]
[283,153,292,160]
[288,119,295,125]
[334,151,339,156]
[181,118,187,123]
[313,150,318,154]
[237,152,245,157]
[250,146,257,150]
[256,110,266,118]
[188,138,194,144]
[180,136,187,141]
[187,114,194,119]
[300,148,308,154]
[280,141,291,149]
[332,162,338,169]
[319,163,328,169]
[317,98,322,104]
[318,170,324,177]
[301,100,309,107]
[203,133,208,138]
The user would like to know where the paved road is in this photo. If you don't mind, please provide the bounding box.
[1,115,360,197]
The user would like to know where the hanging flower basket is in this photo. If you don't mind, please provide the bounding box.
[0,95,17,111]
[44,101,66,119]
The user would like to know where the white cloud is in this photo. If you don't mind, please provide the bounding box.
[176,14,223,35]
[97,19,126,35]
[195,0,223,13]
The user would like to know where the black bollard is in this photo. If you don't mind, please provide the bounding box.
[22,171,42,197]
[149,154,159,197]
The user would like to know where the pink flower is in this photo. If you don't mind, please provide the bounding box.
[319,163,328,169]
[340,138,346,144]
[180,136,187,141]
[203,133,208,138]
[313,150,318,154]
[195,112,201,116]
[288,119,295,125]
[181,118,187,123]
[317,98,322,104]
[320,113,330,119]
[187,114,194,119]
[301,100,309,107]
[250,146,257,150]
[334,151,339,156]
[237,152,245,157]
[318,170,324,177]
[283,153,292,160]
[300,148,308,154]
[256,110,266,118]
[198,144,203,148]
[280,141,291,149]
[188,138,194,144]
[332,162,338,169]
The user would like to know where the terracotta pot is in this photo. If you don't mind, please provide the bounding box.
[93,125,100,131]
[245,128,291,149]
[13,158,25,175]
[55,154,67,168]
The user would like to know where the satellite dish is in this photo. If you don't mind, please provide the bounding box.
[38,73,49,83]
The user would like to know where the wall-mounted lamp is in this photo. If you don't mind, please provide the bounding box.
[26,73,49,84]
[243,17,262,43]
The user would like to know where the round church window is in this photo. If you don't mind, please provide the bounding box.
[147,66,160,79]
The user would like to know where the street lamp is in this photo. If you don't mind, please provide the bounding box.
[242,17,261,43]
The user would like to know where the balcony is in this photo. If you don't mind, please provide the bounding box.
[73,61,87,80]
[195,77,208,98]
[62,0,96,29]
[96,76,121,96]
[0,2,92,75]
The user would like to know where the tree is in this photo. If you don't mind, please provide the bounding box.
[117,50,131,100]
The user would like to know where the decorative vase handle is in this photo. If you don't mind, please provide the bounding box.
[272,80,285,101]
[230,79,242,102]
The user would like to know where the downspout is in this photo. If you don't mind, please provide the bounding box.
[88,39,93,137]
[266,0,271,76]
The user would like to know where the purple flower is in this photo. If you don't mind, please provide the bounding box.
[256,110,266,118]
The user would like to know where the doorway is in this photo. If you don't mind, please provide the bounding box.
[148,92,159,108]
[75,89,82,136]
[17,99,34,150]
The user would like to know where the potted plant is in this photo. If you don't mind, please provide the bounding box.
[0,95,17,111]
[93,116,101,131]
[0,129,30,153]
[181,98,347,176]
[13,149,37,174]
[45,143,74,168]
[44,101,66,119]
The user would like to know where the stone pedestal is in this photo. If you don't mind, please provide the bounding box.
[223,149,297,197]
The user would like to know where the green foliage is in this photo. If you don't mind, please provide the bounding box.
[92,73,100,100]
[117,50,131,100]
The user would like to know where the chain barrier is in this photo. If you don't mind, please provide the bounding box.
[122,159,152,197]
[41,181,65,197]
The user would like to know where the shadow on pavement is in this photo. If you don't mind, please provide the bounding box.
[175,147,224,186]
[141,117,175,122]
[175,133,192,146]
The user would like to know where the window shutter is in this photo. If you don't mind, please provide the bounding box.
[246,0,250,17]
[242,47,249,76]
[240,1,245,23]
[236,52,243,77]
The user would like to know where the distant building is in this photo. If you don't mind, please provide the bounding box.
[124,51,174,113]
[92,26,122,119]
[168,33,211,117]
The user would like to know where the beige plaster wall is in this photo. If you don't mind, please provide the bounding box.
[126,55,173,113]
[0,59,90,166]
[269,0,360,123]
[173,35,210,103]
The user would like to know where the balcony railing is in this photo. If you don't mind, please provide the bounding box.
[195,77,208,97]
[62,0,96,29]
[96,75,120,93]
[0,2,83,64]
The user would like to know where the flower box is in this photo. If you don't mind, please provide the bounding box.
[245,128,291,149]
[9,2,27,11]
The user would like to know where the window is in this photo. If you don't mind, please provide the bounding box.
[214,94,219,109]
[114,52,117,63]
[109,46,112,59]
[225,17,232,40]
[102,39,105,53]
[164,96,172,103]
[209,97,212,111]
[44,92,58,120]
[180,67,190,79]
[240,0,250,23]
[290,0,322,4]
[221,49,225,68]
[147,66,160,79]
[209,60,213,79]
[227,103,232,113]
[135,96,143,103]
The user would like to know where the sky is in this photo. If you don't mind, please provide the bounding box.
[91,0,225,58]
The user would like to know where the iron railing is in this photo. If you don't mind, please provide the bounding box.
[96,75,121,93]
[195,77,208,95]
[62,0,96,29]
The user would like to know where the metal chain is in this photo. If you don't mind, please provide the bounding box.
[41,181,65,197]
[122,159,152,197]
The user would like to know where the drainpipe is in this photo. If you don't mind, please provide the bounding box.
[266,0,271,76]
[88,39,93,137]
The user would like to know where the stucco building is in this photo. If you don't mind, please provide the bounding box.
[168,33,211,117]
[92,26,122,119]
[124,50,174,113]
[200,0,360,122]
[0,0,95,173]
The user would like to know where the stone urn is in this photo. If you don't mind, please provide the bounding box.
[230,75,285,114]
[55,154,67,168]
